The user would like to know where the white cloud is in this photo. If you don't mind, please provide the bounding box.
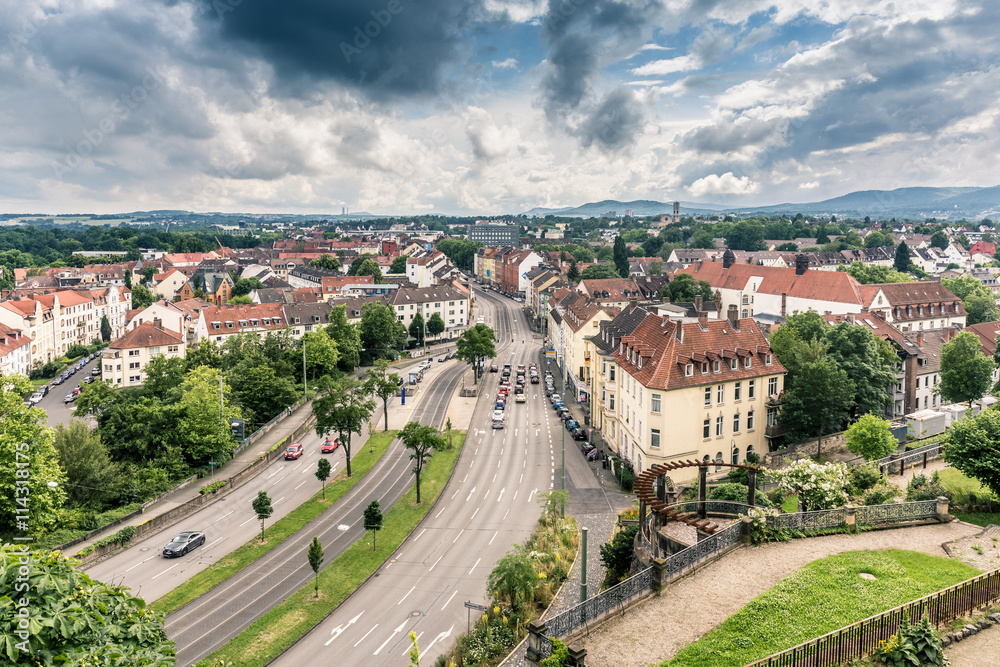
[492,58,519,70]
[687,172,759,197]
[631,55,699,76]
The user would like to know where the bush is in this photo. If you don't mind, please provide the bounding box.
[847,464,882,497]
[599,523,638,587]
[727,452,762,488]
[542,638,570,667]
[906,472,950,502]
[863,485,898,506]
[708,482,773,508]
[95,525,136,549]
[875,617,947,666]
[66,344,88,358]
[200,481,227,495]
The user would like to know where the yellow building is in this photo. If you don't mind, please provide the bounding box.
[590,305,786,484]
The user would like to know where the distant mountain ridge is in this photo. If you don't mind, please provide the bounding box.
[523,186,1000,220]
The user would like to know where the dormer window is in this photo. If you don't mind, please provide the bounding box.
[226,321,234,329]
[766,354,773,365]
[730,358,737,370]
[273,318,281,325]
[262,318,271,325]
[212,322,221,330]
[744,357,751,369]
[713,360,720,373]
[250,319,259,326]
[701,362,708,374]
[685,363,693,377]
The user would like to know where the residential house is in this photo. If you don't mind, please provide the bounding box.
[150,268,190,301]
[195,303,289,344]
[102,321,186,388]
[498,249,543,296]
[860,281,967,331]
[576,278,644,309]
[0,327,31,377]
[389,285,470,340]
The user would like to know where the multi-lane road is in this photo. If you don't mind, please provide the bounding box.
[273,290,583,666]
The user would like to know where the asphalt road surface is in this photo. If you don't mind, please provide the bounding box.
[274,290,589,666]
[31,355,102,429]
[167,358,469,666]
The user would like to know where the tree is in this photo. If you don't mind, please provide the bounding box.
[310,253,341,271]
[359,302,407,363]
[486,548,538,613]
[130,283,154,309]
[315,457,332,499]
[229,359,298,429]
[942,408,1000,499]
[942,275,992,301]
[613,235,629,278]
[665,273,714,303]
[769,459,850,511]
[838,262,911,284]
[302,328,340,381]
[778,357,855,455]
[400,421,445,504]
[456,323,497,381]
[964,293,1000,326]
[389,254,408,273]
[409,312,425,347]
[52,421,118,509]
[0,546,176,664]
[355,258,384,284]
[363,499,383,550]
[312,376,375,477]
[823,322,896,416]
[567,258,580,282]
[0,375,67,534]
[938,330,996,407]
[364,360,401,431]
[845,414,898,461]
[141,355,188,399]
[99,314,112,342]
[599,524,639,586]
[579,263,620,280]
[930,230,949,250]
[894,240,912,272]
[426,312,445,340]
[724,220,766,251]
[252,490,273,542]
[648,259,663,276]
[326,305,362,371]
[232,277,263,297]
[307,536,324,598]
[407,631,421,667]
[123,269,132,289]
[174,366,242,465]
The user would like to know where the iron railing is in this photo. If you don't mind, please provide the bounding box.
[543,567,653,643]
[748,569,1000,667]
[769,508,846,532]
[662,522,743,582]
[855,500,937,526]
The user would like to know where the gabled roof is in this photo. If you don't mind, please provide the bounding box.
[109,321,184,349]
[200,303,288,334]
[577,278,642,301]
[863,281,965,311]
[677,262,865,305]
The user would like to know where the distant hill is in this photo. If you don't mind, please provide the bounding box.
[522,186,1000,220]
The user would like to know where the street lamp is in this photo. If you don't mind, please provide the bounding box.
[561,385,566,518]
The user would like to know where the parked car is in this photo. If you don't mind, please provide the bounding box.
[489,364,499,373]
[70,387,81,397]
[163,531,206,558]
[91,367,101,376]
[438,356,447,363]
[284,443,304,460]
[321,438,340,453]
[63,393,76,404]
[571,427,587,441]
[52,376,64,386]
[28,392,44,405]
[38,385,49,397]
[565,419,580,431]
[82,376,95,384]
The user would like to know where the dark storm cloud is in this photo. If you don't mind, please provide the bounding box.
[577,86,644,151]
[188,0,489,99]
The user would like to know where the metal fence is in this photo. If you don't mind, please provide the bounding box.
[875,442,944,476]
[663,521,743,581]
[748,569,1000,667]
[232,396,308,456]
[855,499,938,526]
[769,508,846,532]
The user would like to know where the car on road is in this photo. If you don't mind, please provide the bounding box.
[163,531,206,558]
[515,392,526,403]
[321,438,340,453]
[284,443,304,460]
[565,419,580,431]
[91,367,101,376]
[570,427,587,441]
[491,409,505,421]
[63,393,76,404]
[71,387,81,397]
[28,392,44,405]
[52,376,65,386]
[438,356,446,362]
[82,376,95,384]
[489,364,499,373]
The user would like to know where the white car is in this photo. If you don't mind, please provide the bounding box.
[491,409,505,422]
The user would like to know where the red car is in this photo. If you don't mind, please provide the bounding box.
[284,443,304,460]
[321,438,340,454]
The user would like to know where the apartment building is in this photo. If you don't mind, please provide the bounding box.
[0,327,31,377]
[390,285,470,340]
[102,321,186,388]
[195,303,289,344]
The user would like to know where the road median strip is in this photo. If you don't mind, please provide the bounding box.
[198,430,468,667]
[150,430,398,617]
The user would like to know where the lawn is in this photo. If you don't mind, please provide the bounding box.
[660,549,981,667]
[198,430,467,667]
[937,468,992,504]
[150,430,398,615]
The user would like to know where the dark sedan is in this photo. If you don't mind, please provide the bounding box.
[163,531,206,557]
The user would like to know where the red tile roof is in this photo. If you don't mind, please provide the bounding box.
[676,262,865,305]
[109,321,184,349]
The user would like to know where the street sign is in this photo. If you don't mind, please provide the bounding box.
[464,601,488,611]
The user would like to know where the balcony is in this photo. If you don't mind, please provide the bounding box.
[765,424,787,438]
[765,391,785,406]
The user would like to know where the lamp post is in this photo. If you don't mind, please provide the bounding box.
[561,384,566,518]
[302,337,307,400]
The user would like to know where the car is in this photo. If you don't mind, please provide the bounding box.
[530,376,539,384]
[91,367,101,376]
[82,376,95,384]
[163,531,206,558]
[565,419,580,431]
[489,364,499,373]
[571,427,587,441]
[67,367,76,376]
[492,418,504,429]
[284,443,304,460]
[63,393,76,404]
[38,385,49,397]
[438,356,447,362]
[60,373,70,381]
[495,401,506,411]
[52,376,64,386]
[515,393,526,403]
[28,392,44,405]
[517,364,525,372]
[321,438,340,453]
[491,409,505,421]
[71,387,81,397]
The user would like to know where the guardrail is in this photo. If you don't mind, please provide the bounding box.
[233,396,309,456]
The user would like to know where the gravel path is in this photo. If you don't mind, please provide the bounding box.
[945,623,1000,666]
[581,522,981,667]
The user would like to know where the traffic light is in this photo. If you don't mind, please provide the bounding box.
[230,418,245,440]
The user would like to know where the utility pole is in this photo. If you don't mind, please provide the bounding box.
[561,385,566,518]
[580,527,588,602]
[302,338,307,400]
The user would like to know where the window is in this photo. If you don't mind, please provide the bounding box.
[129,361,140,369]
[768,377,778,396]
[651,393,661,413]
[747,410,754,430]
[704,387,711,406]
[717,384,724,404]
[609,366,616,381]
[716,416,724,437]
[703,419,710,439]
[733,413,741,433]
[732,447,740,465]
[924,376,929,387]
[128,349,140,356]
[701,362,708,374]
[129,375,140,383]
[730,358,737,370]
[651,429,660,449]
[715,451,723,471]
[924,396,928,408]
[767,407,778,426]
[168,345,178,353]
[766,354,773,365]
[713,360,720,373]
[609,394,615,410]
[734,382,742,401]
[685,363,693,377]
[744,357,751,369]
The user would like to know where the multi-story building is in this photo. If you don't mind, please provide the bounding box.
[73,286,131,340]
[389,285,470,341]
[467,223,519,247]
[0,327,31,377]
[590,306,786,482]
[860,282,967,331]
[195,303,289,344]
[498,249,543,296]
[151,268,191,301]
[576,278,644,309]
[102,321,186,388]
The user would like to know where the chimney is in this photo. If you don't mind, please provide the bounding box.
[795,254,808,275]
[695,259,702,271]
[917,331,924,347]
[698,313,708,329]
[153,318,162,330]
[727,304,739,329]
[694,295,703,312]
[722,248,735,269]
[781,292,787,318]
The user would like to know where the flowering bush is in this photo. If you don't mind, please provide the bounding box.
[745,506,780,544]
[769,459,849,511]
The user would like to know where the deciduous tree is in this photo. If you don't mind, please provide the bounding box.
[326,305,362,371]
[363,499,383,550]
[307,536,324,598]
[400,421,445,504]
[845,414,898,461]
[315,458,331,499]
[487,547,538,613]
[130,283,154,309]
[943,408,1000,499]
[355,257,383,284]
[312,376,375,477]
[426,312,445,340]
[456,323,497,381]
[579,263,620,280]
[778,357,855,455]
[310,253,341,271]
[252,490,273,542]
[359,302,407,363]
[409,312,425,347]
[364,360,401,431]
[939,330,996,406]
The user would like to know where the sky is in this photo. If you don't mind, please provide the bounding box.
[1,0,999,216]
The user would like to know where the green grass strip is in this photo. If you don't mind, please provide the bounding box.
[150,430,398,616]
[954,511,1000,527]
[660,549,980,667]
[197,431,467,667]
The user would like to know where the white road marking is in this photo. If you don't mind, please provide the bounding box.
[401,632,424,657]
[468,558,481,575]
[397,586,415,606]
[451,488,460,499]
[354,624,378,648]
[295,480,308,490]
[496,487,505,502]
[519,474,523,484]
[267,469,280,479]
[413,528,426,542]
[512,490,518,502]
[273,496,285,505]
[239,516,257,527]
[151,562,180,579]
[442,589,458,612]
[462,474,468,483]
[435,506,447,519]
[424,625,455,655]
[528,488,537,503]
[453,529,464,544]
[489,531,498,545]
[471,508,479,521]
[429,556,443,572]
[374,620,408,655]
[503,509,510,520]
[325,611,363,646]
[465,486,477,502]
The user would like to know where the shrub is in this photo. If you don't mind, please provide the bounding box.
[95,525,136,549]
[599,523,638,587]
[875,617,946,666]
[66,344,88,358]
[847,464,882,497]
[727,452,762,488]
[863,485,898,506]
[200,481,227,495]
[769,459,849,511]
[708,482,773,508]
[542,638,570,667]
[906,472,950,502]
